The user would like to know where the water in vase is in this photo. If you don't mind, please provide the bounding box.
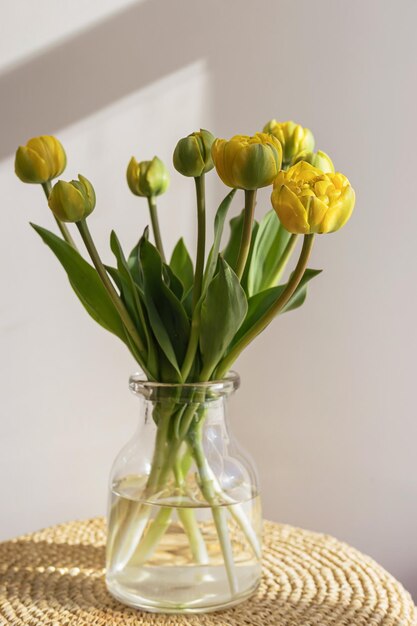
[106,475,262,613]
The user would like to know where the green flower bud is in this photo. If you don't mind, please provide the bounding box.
[15,135,66,184]
[126,156,169,197]
[48,175,96,223]
[293,150,335,173]
[173,129,214,177]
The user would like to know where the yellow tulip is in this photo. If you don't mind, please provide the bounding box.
[263,120,314,167]
[15,135,66,184]
[293,149,334,173]
[271,161,355,234]
[211,133,282,190]
[127,156,169,197]
[173,129,215,177]
[48,175,96,223]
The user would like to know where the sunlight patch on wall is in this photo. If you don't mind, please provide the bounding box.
[57,60,212,258]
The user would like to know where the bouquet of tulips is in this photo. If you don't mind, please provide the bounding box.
[15,121,355,601]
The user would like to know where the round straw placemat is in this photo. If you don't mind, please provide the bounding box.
[0,518,415,626]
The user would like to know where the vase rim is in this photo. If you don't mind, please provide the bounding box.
[129,371,240,400]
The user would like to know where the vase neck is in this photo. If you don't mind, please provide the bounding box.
[130,374,240,440]
[129,371,240,404]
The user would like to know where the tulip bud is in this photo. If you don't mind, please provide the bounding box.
[15,135,67,184]
[293,150,334,173]
[48,175,96,223]
[173,129,214,177]
[271,161,355,234]
[211,133,282,190]
[127,156,169,197]
[263,120,315,168]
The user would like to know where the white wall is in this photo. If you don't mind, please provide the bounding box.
[1,0,416,600]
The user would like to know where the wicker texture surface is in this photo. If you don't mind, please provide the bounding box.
[0,517,415,626]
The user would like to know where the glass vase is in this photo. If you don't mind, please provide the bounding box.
[105,372,262,613]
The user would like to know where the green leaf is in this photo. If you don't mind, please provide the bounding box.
[163,263,184,301]
[31,224,127,344]
[247,209,292,297]
[127,228,149,287]
[170,238,194,294]
[241,220,259,294]
[110,233,141,327]
[223,209,245,270]
[182,286,193,318]
[230,269,322,348]
[199,257,248,377]
[281,268,322,313]
[222,207,259,294]
[203,189,236,292]
[140,237,190,378]
[111,230,159,379]
[105,265,122,291]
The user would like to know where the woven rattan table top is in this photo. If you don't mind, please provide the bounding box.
[0,517,415,626]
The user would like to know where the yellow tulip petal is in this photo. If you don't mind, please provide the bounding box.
[308,196,330,233]
[15,135,66,184]
[15,146,49,183]
[263,120,314,165]
[48,180,86,222]
[271,159,354,235]
[322,185,355,233]
[213,133,281,190]
[272,184,310,234]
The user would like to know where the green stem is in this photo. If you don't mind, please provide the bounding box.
[165,447,209,565]
[200,458,261,559]
[112,406,176,569]
[41,181,78,250]
[76,219,147,363]
[180,307,200,382]
[147,404,177,488]
[176,388,206,441]
[235,189,256,280]
[216,234,315,378]
[130,283,159,381]
[179,403,260,559]
[122,328,151,375]
[147,196,166,262]
[179,176,207,380]
[189,420,238,595]
[193,175,206,310]
[118,402,201,567]
[178,401,200,440]
[128,507,172,566]
[177,507,209,564]
[199,363,214,383]
[269,234,298,287]
[129,445,209,567]
[113,400,257,578]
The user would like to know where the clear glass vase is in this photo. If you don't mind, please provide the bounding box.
[105,372,262,614]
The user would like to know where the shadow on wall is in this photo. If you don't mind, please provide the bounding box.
[0,0,205,158]
[1,0,267,159]
[0,0,361,160]
[0,0,332,159]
